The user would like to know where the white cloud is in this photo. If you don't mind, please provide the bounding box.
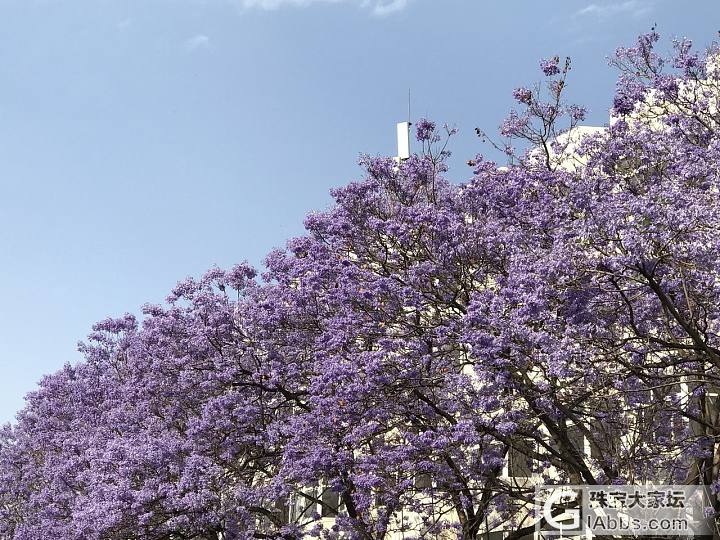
[238,0,340,8]
[235,0,410,15]
[576,0,651,18]
[185,34,211,51]
[368,0,408,17]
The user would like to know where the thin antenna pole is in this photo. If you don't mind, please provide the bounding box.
[407,88,411,126]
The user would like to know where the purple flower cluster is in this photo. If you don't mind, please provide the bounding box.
[1,31,719,540]
[512,87,533,104]
[540,56,560,76]
[415,118,436,141]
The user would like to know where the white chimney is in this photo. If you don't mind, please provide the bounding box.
[396,121,410,161]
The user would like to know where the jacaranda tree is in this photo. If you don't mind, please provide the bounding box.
[1,32,720,540]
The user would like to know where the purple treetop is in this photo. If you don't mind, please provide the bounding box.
[2,32,720,540]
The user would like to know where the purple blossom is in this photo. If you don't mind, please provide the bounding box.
[415,118,436,141]
[499,110,529,137]
[2,30,720,540]
[512,87,532,104]
[613,74,646,115]
[540,56,560,76]
[496,421,518,436]
[567,104,587,122]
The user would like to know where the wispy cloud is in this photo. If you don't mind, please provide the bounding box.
[235,0,411,16]
[367,0,408,17]
[238,0,339,8]
[185,34,211,51]
[575,0,652,18]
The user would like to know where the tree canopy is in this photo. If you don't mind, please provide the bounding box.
[2,32,720,540]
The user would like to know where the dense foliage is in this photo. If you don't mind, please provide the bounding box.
[2,33,720,540]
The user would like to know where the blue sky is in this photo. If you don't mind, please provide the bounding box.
[0,0,718,423]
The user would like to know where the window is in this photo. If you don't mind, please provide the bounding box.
[320,488,340,517]
[415,472,433,489]
[508,443,533,477]
[275,496,290,524]
[290,488,317,522]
